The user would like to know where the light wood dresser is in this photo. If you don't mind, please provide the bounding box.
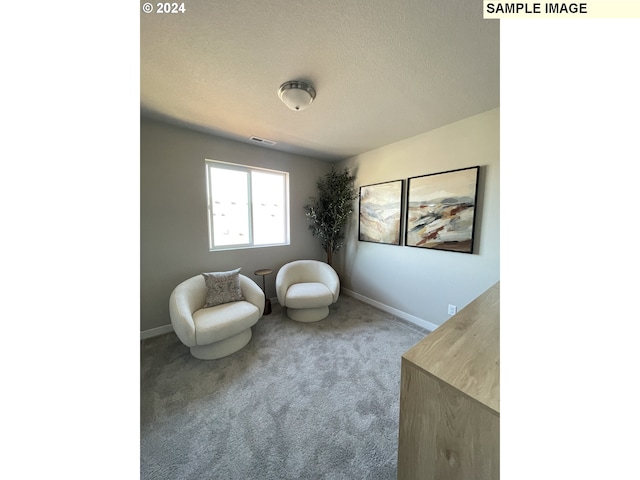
[397,281,500,480]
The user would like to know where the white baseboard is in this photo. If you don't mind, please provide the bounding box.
[139,294,434,339]
[141,324,174,340]
[341,288,438,332]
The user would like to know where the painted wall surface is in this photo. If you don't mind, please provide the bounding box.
[336,108,499,328]
[141,118,330,333]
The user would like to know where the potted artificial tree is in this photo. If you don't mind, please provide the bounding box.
[305,167,358,266]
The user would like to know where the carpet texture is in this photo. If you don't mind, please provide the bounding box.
[141,295,429,480]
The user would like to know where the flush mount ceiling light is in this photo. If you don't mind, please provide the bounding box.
[277,81,316,111]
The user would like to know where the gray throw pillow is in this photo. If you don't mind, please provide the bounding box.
[202,268,245,307]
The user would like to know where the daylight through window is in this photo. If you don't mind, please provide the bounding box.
[206,160,290,250]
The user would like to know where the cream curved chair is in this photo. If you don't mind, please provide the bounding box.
[169,272,264,360]
[276,260,340,322]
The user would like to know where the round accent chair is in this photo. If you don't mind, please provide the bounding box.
[169,271,264,360]
[276,260,340,322]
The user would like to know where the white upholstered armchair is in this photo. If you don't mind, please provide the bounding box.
[276,260,340,322]
[169,272,264,360]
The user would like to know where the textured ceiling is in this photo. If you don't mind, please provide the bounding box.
[141,0,499,161]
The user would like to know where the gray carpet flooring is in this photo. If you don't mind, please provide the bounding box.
[140,295,429,480]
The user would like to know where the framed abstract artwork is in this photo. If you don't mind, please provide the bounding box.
[405,166,480,253]
[358,180,404,245]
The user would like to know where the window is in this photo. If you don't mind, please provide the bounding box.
[205,160,290,251]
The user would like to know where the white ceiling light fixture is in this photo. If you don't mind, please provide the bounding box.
[277,81,316,111]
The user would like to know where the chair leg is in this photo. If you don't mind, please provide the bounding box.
[286,306,329,323]
[189,329,252,360]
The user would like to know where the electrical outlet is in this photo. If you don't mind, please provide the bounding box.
[448,304,457,315]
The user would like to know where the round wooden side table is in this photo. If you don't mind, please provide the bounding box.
[254,268,273,315]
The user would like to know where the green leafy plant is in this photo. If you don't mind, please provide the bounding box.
[305,167,358,266]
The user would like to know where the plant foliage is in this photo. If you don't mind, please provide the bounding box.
[305,167,358,265]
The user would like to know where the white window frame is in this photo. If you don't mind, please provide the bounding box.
[205,159,290,251]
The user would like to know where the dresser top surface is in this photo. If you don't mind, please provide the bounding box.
[403,281,500,413]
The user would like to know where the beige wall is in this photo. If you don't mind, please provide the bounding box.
[140,118,331,333]
[336,108,499,329]
[141,109,499,334]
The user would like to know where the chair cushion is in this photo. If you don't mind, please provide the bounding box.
[193,301,260,345]
[285,282,333,309]
[202,268,244,307]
